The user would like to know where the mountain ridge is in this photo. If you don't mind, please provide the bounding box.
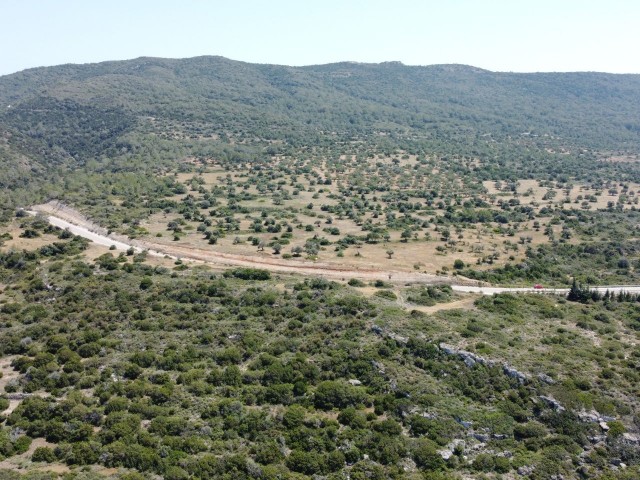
[6,55,640,78]
[1,54,640,218]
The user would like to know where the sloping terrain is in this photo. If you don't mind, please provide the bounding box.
[1,57,640,479]
[2,57,640,150]
[0,56,639,223]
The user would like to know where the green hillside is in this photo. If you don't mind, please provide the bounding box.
[2,57,640,480]
[1,56,639,221]
[2,56,640,154]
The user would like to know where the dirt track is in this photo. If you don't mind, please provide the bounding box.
[28,202,640,295]
[30,202,458,285]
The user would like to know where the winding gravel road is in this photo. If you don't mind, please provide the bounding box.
[28,206,445,283]
[29,205,640,296]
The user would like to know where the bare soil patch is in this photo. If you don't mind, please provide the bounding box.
[405,295,479,314]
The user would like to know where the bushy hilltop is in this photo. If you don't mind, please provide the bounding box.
[1,56,640,152]
[1,56,640,222]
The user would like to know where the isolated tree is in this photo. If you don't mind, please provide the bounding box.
[386,249,394,259]
[304,242,319,256]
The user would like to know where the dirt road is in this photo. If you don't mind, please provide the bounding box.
[30,202,640,296]
[29,202,451,284]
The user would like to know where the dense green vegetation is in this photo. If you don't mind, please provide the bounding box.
[1,56,640,222]
[0,220,639,479]
[1,57,640,478]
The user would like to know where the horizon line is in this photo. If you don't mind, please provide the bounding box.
[3,54,640,77]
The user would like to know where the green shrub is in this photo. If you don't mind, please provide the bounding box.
[286,450,326,475]
[314,381,369,409]
[514,422,547,440]
[13,436,32,455]
[253,441,284,465]
[607,420,626,438]
[472,453,510,472]
[374,290,397,300]
[32,446,56,463]
[224,268,271,280]
[412,439,445,471]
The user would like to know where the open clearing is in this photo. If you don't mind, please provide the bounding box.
[25,205,640,296]
[30,203,456,285]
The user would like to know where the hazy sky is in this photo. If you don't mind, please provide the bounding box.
[2,0,639,76]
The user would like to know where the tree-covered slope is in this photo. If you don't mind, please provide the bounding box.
[1,56,640,160]
[3,57,640,480]
[1,55,640,224]
[0,219,639,479]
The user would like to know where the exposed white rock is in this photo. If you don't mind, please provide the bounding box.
[539,395,565,412]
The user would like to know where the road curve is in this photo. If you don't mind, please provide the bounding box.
[28,208,447,284]
[26,211,169,259]
[28,207,640,296]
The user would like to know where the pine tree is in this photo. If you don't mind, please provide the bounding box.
[568,278,580,302]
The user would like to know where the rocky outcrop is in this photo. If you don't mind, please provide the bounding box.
[517,465,535,476]
[5,392,33,400]
[439,343,530,384]
[370,325,408,344]
[503,365,528,383]
[537,373,556,384]
[578,409,616,424]
[440,343,494,367]
[622,432,640,445]
[539,395,565,412]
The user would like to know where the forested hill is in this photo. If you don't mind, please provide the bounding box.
[1,56,640,155]
[2,56,640,219]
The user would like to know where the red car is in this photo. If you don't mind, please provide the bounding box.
[533,284,544,290]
